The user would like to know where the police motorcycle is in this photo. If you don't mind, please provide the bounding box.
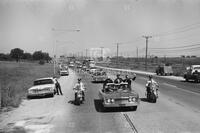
[146,82,159,103]
[73,85,85,105]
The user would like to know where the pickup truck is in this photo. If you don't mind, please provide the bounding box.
[183,65,200,83]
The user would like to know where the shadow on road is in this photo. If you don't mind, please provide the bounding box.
[91,81,104,84]
[27,95,54,100]
[140,98,149,103]
[94,99,137,113]
[68,100,83,106]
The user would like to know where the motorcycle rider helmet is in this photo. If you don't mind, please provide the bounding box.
[148,75,153,79]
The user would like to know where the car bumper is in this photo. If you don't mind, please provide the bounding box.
[103,102,138,107]
[60,73,69,76]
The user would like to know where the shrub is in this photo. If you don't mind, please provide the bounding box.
[39,60,45,65]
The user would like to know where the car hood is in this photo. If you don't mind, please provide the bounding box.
[100,89,139,99]
[29,84,55,90]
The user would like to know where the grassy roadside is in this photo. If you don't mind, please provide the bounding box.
[0,61,57,108]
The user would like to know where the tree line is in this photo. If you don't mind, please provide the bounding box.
[0,48,52,62]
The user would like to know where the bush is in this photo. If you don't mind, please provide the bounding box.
[39,60,45,65]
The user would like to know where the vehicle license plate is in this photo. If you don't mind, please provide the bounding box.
[119,104,126,106]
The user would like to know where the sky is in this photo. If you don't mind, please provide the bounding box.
[1,0,200,57]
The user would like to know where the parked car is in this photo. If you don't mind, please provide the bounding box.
[184,65,200,82]
[27,77,57,98]
[98,82,139,111]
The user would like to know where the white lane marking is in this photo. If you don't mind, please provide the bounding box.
[162,83,200,96]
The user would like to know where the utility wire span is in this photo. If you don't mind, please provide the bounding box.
[149,43,200,50]
[152,21,200,37]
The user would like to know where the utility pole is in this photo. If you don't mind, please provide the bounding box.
[116,43,122,66]
[85,49,88,59]
[136,47,138,62]
[142,36,152,71]
[100,47,104,61]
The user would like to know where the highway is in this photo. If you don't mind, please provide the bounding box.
[0,69,200,133]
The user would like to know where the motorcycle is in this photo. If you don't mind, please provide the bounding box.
[74,90,84,105]
[146,86,158,103]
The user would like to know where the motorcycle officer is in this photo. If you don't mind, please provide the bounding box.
[146,75,159,97]
[73,78,86,101]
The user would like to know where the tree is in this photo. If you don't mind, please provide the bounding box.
[10,48,24,62]
[22,52,32,60]
[43,52,51,62]
[32,51,51,62]
[32,51,44,60]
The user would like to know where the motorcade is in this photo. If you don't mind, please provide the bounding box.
[92,71,108,82]
[27,77,57,98]
[98,82,139,110]
[59,69,69,76]
[184,65,200,82]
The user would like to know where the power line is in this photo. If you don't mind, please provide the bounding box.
[150,43,200,50]
[153,21,200,37]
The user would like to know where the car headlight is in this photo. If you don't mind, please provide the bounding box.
[44,87,52,91]
[106,99,111,103]
[106,98,114,103]
[129,97,136,102]
[28,90,34,93]
[110,99,115,103]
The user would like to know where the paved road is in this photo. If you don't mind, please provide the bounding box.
[0,69,200,133]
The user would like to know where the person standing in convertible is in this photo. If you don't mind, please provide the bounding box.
[114,73,123,84]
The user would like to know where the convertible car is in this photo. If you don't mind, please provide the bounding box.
[27,77,57,98]
[98,82,139,110]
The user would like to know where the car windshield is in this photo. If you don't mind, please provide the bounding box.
[194,67,200,70]
[34,79,54,85]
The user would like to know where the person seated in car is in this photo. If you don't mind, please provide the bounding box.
[103,77,113,89]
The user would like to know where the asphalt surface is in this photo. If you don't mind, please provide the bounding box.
[0,69,200,133]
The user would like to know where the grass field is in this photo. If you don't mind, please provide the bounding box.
[0,61,57,108]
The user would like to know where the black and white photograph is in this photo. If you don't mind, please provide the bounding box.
[0,0,200,133]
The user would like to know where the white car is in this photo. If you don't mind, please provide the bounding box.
[60,69,69,76]
[27,77,57,98]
